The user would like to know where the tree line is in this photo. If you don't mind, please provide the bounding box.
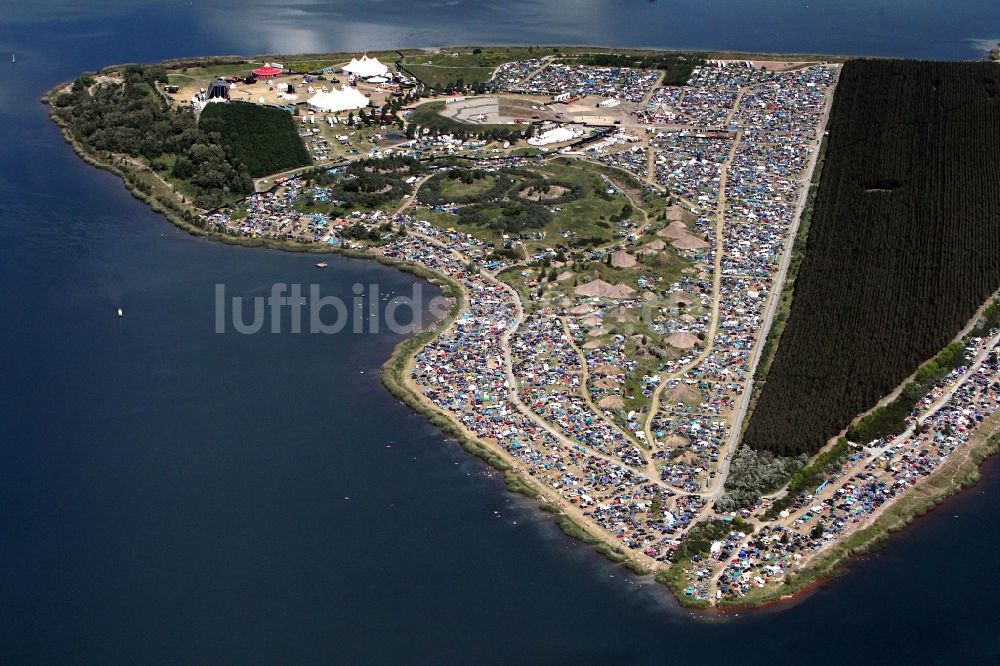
[563,52,704,85]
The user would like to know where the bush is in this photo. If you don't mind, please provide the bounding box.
[715,447,807,512]
[459,201,552,233]
[673,518,753,562]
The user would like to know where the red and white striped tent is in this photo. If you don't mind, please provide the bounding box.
[252,63,283,79]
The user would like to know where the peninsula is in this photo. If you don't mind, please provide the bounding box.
[46,46,1000,608]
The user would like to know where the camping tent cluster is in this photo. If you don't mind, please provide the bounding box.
[342,54,389,79]
[307,85,370,113]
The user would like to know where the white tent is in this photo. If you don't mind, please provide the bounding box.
[528,126,580,146]
[308,85,370,113]
[342,54,389,78]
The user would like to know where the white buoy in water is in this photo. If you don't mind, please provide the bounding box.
[117,308,123,318]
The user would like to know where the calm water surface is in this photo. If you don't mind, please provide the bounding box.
[1,2,998,663]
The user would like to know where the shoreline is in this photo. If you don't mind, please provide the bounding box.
[42,56,1000,613]
[43,80,657,585]
[711,424,1000,611]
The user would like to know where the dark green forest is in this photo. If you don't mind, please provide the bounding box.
[744,60,1000,457]
[200,102,310,178]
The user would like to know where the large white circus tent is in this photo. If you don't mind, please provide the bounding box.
[307,85,370,113]
[342,54,390,79]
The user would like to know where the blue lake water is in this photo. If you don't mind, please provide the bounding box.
[1,2,999,663]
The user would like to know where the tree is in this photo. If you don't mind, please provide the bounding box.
[171,156,194,179]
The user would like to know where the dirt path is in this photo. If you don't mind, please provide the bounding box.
[645,139,657,186]
[641,130,743,466]
[878,328,1000,449]
[404,229,670,487]
[636,69,837,501]
[254,162,338,193]
[787,408,1000,579]
[708,70,840,503]
[837,283,1000,446]
[639,71,666,107]
[556,315,665,460]
[396,172,434,214]
[520,56,555,85]
[114,153,202,216]
[756,326,1000,577]
[724,86,748,126]
[495,272,653,476]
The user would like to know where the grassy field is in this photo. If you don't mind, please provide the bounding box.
[439,174,499,200]
[281,51,404,73]
[282,59,344,73]
[412,159,635,252]
[403,64,495,89]
[399,44,697,88]
[400,47,541,87]
[398,44,847,89]
[420,209,514,250]
[532,161,632,248]
[583,158,671,219]
[163,50,397,84]
[166,61,260,87]
[314,122,399,160]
